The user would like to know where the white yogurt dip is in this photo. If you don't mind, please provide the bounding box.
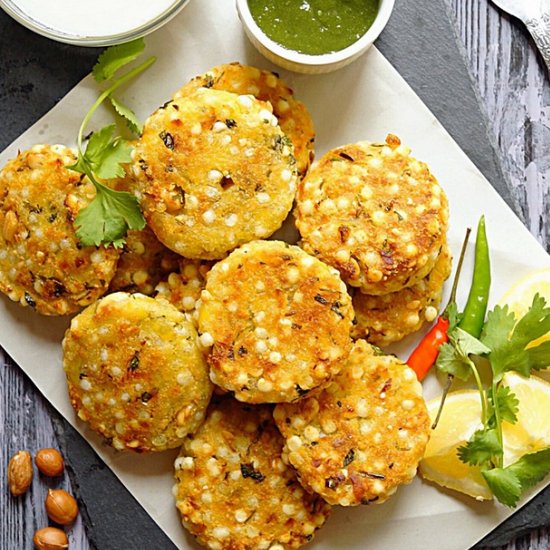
[0,0,190,45]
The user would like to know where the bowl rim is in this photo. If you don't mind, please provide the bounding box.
[236,0,396,66]
[0,0,191,46]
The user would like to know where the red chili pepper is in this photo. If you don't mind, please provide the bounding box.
[407,227,472,381]
[407,317,450,381]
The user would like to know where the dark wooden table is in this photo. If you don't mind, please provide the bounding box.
[1,0,549,548]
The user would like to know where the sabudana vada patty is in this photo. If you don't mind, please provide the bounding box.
[132,87,298,260]
[62,292,212,452]
[351,243,452,346]
[154,257,213,327]
[274,340,430,506]
[0,144,120,315]
[174,397,331,550]
[174,62,315,178]
[295,134,449,295]
[198,240,353,403]
[108,226,180,296]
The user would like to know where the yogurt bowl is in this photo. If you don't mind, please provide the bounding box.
[0,0,192,46]
[236,0,395,74]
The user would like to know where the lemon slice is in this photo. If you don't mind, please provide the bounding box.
[419,391,492,500]
[501,372,550,467]
[498,268,550,349]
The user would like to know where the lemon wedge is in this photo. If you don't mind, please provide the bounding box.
[501,371,550,467]
[419,391,492,500]
[420,373,550,500]
[498,268,550,349]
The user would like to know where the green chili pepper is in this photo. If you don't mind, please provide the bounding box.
[458,215,491,338]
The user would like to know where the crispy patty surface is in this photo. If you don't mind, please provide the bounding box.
[0,144,119,315]
[62,292,212,452]
[295,135,449,295]
[198,240,353,403]
[274,340,430,506]
[174,397,331,550]
[174,62,315,178]
[351,242,452,346]
[132,88,298,259]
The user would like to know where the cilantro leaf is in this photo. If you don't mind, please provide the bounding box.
[481,304,516,351]
[458,428,502,467]
[92,38,146,82]
[453,327,491,357]
[483,468,522,507]
[491,386,519,425]
[444,301,461,332]
[94,139,132,179]
[485,295,550,381]
[482,448,550,507]
[110,96,143,135]
[435,342,471,381]
[75,184,145,247]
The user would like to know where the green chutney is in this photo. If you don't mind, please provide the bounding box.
[247,0,379,55]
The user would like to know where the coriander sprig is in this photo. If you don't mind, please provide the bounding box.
[69,38,156,248]
[436,293,550,506]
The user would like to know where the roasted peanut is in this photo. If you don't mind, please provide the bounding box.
[45,489,78,525]
[33,526,69,550]
[35,448,64,477]
[8,450,33,496]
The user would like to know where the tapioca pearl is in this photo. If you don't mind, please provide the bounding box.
[212,121,227,132]
[256,192,270,204]
[285,266,300,284]
[257,378,273,392]
[388,183,400,195]
[319,198,335,214]
[110,366,122,377]
[189,122,202,135]
[99,348,109,361]
[368,157,383,169]
[269,351,282,363]
[380,145,393,156]
[291,416,306,430]
[424,306,438,322]
[336,196,351,210]
[255,340,268,353]
[356,398,368,417]
[303,425,320,442]
[238,95,253,108]
[244,148,255,158]
[277,98,290,113]
[335,249,351,263]
[371,210,386,226]
[207,169,222,182]
[287,435,303,451]
[254,225,267,237]
[268,336,279,348]
[236,373,248,386]
[292,291,303,303]
[300,255,315,268]
[259,108,273,122]
[186,194,199,208]
[224,213,238,227]
[199,332,214,347]
[280,168,293,183]
[229,145,239,155]
[254,326,268,339]
[401,399,415,411]
[320,418,337,434]
[360,185,373,199]
[202,210,216,224]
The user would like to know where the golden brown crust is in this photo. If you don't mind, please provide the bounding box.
[0,145,119,315]
[174,397,331,549]
[351,242,452,346]
[132,88,298,259]
[174,62,315,179]
[62,292,212,452]
[198,240,353,403]
[274,340,430,506]
[295,135,449,295]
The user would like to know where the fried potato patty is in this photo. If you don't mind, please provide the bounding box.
[274,340,430,506]
[175,62,315,178]
[295,135,449,295]
[351,243,452,346]
[132,88,298,259]
[0,144,119,315]
[174,397,331,550]
[198,240,353,403]
[62,292,212,452]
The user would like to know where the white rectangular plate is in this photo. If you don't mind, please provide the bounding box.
[1,0,549,548]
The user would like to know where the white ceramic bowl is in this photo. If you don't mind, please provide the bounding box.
[236,0,395,74]
[0,0,191,46]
